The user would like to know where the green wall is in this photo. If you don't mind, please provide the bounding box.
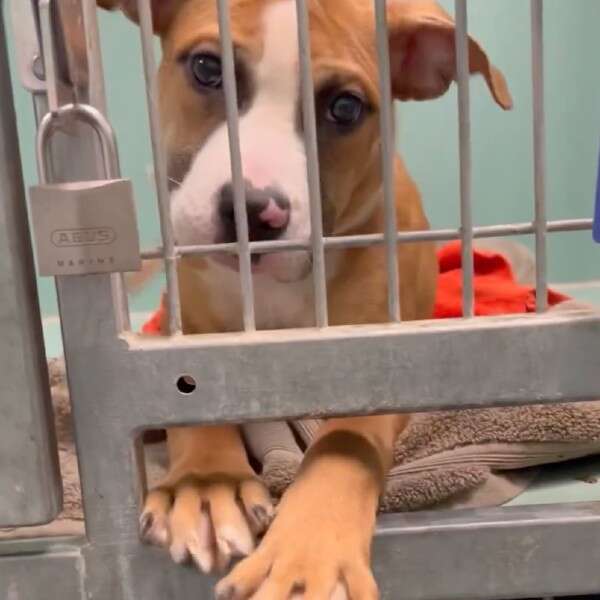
[401,0,600,284]
[4,0,600,317]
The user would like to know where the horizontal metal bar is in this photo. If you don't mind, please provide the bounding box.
[4,501,600,599]
[61,308,600,432]
[0,544,85,599]
[140,218,593,260]
[374,502,600,600]
[177,241,239,256]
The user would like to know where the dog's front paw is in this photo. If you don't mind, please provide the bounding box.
[215,452,380,599]
[140,472,274,574]
[216,544,376,600]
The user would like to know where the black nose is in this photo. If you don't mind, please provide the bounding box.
[218,182,291,243]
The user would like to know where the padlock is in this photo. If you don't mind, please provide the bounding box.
[29,103,142,277]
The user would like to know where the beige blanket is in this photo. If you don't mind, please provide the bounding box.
[248,395,600,512]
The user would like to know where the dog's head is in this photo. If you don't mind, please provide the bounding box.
[101,0,511,282]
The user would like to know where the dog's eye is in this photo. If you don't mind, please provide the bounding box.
[327,92,365,126]
[189,53,223,89]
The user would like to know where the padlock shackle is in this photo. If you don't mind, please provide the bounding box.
[36,103,121,185]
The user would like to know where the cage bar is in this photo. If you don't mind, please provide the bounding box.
[375,0,402,322]
[215,0,256,331]
[455,0,474,317]
[0,12,61,525]
[81,0,109,113]
[140,218,593,261]
[295,0,329,328]
[37,0,59,113]
[137,0,182,334]
[531,0,548,312]
[110,260,132,332]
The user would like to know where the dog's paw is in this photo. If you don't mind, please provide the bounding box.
[140,474,274,574]
[214,516,377,600]
[216,547,376,599]
[214,457,380,599]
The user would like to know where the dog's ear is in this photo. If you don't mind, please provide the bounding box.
[97,0,183,34]
[387,0,512,109]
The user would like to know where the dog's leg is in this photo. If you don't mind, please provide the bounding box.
[216,414,404,599]
[141,425,274,573]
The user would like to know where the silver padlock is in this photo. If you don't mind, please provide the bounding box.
[29,103,141,277]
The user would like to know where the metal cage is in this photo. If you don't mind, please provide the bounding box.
[1,0,600,598]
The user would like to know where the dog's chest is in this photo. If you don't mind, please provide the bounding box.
[197,263,315,331]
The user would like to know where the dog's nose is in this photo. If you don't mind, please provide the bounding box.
[218,182,291,243]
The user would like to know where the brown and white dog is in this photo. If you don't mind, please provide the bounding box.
[99,1,511,597]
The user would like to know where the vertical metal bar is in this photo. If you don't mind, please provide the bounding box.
[111,273,132,332]
[76,0,132,333]
[531,0,548,312]
[216,0,256,331]
[0,14,61,526]
[81,0,108,114]
[90,97,131,332]
[375,0,401,322]
[455,0,474,317]
[37,0,59,112]
[137,0,182,334]
[295,0,328,327]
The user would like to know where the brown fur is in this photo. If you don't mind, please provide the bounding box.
[100,1,511,597]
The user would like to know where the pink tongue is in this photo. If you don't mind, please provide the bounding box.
[259,198,289,229]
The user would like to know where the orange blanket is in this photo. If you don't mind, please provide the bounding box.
[434,240,568,317]
[142,241,569,333]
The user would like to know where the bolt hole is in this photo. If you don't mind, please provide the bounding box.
[176,375,197,395]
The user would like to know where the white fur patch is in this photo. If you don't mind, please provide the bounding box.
[166,0,314,329]
[170,0,310,249]
[170,0,315,329]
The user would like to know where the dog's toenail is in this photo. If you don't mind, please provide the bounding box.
[215,585,235,600]
[170,543,190,565]
[252,505,269,526]
[291,582,306,595]
[139,512,153,536]
[218,536,243,557]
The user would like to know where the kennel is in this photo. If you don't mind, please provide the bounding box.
[1,0,600,598]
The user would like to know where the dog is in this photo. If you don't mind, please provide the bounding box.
[99,0,511,597]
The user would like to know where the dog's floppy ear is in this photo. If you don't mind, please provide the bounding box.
[97,0,183,33]
[387,0,512,109]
